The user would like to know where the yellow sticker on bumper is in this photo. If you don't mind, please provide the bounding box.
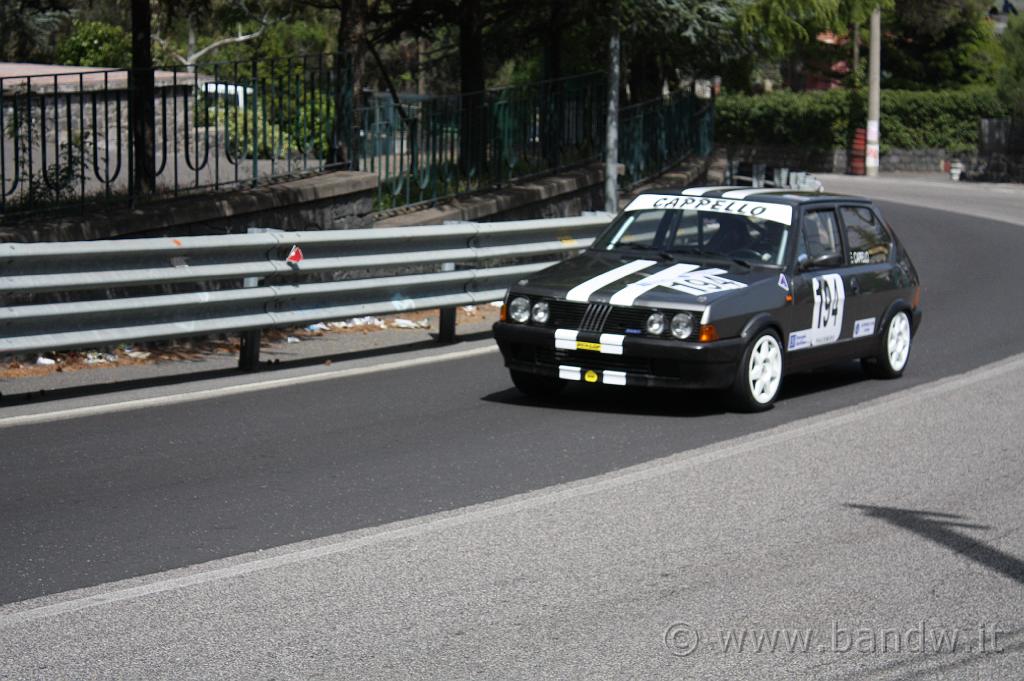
[576,341,602,352]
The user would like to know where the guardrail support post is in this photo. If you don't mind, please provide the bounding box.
[239,328,262,371]
[239,272,263,370]
[439,308,456,343]
[439,261,457,343]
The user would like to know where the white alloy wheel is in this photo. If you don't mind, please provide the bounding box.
[885,311,912,372]
[747,333,783,404]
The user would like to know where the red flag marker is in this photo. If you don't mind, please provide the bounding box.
[285,245,304,264]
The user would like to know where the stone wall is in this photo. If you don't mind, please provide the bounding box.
[720,144,1023,181]
[879,149,947,173]
[1,156,708,245]
[723,145,848,174]
[0,170,378,243]
[374,163,607,227]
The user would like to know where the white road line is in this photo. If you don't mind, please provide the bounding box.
[3,351,1023,628]
[0,345,499,430]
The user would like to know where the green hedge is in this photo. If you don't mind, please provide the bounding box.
[716,86,1008,154]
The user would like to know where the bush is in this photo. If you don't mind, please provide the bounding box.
[56,20,131,69]
[716,86,1008,153]
[216,105,298,160]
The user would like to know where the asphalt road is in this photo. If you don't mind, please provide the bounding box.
[2,192,1024,678]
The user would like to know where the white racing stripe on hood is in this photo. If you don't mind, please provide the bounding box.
[565,259,657,303]
[608,263,700,306]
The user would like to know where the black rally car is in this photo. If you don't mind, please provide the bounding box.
[492,186,922,410]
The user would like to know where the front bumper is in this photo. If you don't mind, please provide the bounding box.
[493,321,745,390]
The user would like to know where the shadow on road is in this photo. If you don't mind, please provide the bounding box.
[846,503,1024,585]
[483,360,872,417]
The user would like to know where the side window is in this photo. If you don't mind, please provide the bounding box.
[797,209,842,262]
[841,205,892,264]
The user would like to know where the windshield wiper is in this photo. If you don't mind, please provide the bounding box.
[611,244,676,260]
[667,248,753,270]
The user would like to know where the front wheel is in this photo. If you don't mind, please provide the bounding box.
[730,330,784,412]
[510,370,566,398]
[863,310,912,379]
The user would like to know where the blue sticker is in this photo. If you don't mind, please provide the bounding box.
[788,331,810,351]
[778,273,789,291]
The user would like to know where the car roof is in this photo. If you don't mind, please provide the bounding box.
[639,186,873,207]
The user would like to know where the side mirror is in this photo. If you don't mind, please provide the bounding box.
[799,253,842,271]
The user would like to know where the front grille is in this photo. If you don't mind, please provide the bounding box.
[580,303,612,332]
[605,307,654,334]
[548,300,586,328]
[543,299,698,339]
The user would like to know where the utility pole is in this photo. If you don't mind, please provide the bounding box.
[604,11,620,213]
[865,7,881,177]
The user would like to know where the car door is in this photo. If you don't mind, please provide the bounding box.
[837,204,898,353]
[785,206,857,369]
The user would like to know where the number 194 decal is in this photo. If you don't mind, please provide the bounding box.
[809,273,846,346]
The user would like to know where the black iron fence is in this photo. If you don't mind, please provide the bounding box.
[1,56,713,219]
[1,54,350,216]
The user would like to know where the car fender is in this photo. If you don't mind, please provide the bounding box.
[870,297,922,353]
[740,312,784,344]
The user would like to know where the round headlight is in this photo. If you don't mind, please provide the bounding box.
[508,296,531,323]
[671,312,695,339]
[646,311,665,335]
[531,300,550,324]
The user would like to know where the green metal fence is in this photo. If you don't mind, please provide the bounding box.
[356,76,715,210]
[619,88,714,189]
[354,73,607,210]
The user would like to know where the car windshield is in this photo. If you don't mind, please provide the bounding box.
[592,209,790,268]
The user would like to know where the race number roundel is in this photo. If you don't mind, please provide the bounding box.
[810,273,846,346]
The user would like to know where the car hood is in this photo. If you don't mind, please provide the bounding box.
[514,251,784,309]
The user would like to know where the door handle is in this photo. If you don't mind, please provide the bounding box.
[849,277,861,294]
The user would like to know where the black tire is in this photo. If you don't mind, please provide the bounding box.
[510,370,566,398]
[730,329,784,412]
[862,310,912,379]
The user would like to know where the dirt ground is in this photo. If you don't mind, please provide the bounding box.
[1,304,501,380]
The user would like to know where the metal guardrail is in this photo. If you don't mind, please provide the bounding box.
[0,213,613,367]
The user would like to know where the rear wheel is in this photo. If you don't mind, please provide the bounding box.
[510,370,566,398]
[731,330,783,412]
[863,310,912,379]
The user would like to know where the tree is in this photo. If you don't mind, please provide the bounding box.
[0,0,70,62]
[882,0,1001,89]
[131,0,156,195]
[997,16,1024,117]
[56,20,133,68]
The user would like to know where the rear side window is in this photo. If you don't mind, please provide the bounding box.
[841,206,892,264]
[797,209,842,261]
